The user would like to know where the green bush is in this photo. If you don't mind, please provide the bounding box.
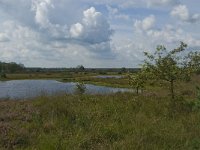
[75,82,86,95]
[0,72,6,78]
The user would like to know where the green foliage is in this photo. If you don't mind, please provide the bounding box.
[129,71,146,94]
[0,71,6,78]
[76,65,85,72]
[185,51,200,73]
[143,42,190,99]
[99,71,107,75]
[75,82,86,95]
[0,61,25,74]
[143,42,188,82]
[121,67,127,73]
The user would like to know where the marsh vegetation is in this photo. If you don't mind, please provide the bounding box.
[1,42,200,149]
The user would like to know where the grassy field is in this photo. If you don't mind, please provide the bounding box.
[1,93,200,150]
[1,73,200,149]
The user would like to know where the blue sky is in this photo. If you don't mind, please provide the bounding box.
[0,0,199,67]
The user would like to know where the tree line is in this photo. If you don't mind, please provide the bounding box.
[0,62,25,78]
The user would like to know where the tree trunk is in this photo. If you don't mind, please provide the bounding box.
[136,87,139,95]
[170,79,176,116]
[170,80,175,99]
[170,80,176,117]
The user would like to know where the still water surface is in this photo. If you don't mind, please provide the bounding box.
[0,80,131,99]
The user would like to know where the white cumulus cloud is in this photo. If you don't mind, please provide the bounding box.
[70,23,84,38]
[0,33,9,42]
[31,0,68,39]
[171,5,200,23]
[0,0,199,67]
[134,15,156,31]
[31,0,53,28]
[70,7,113,44]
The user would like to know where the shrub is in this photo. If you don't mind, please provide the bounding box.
[0,72,6,78]
[75,82,86,95]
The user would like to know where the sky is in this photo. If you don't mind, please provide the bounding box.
[0,0,200,68]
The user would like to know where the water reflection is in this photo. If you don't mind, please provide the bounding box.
[0,80,131,100]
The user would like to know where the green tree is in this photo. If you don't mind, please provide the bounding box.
[129,70,146,94]
[185,51,200,73]
[0,61,25,73]
[76,65,85,72]
[121,67,127,73]
[0,62,6,79]
[0,71,6,79]
[143,42,189,100]
[75,82,86,95]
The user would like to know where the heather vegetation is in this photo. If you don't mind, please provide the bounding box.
[0,43,200,149]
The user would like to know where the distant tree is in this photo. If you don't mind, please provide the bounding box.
[0,61,25,73]
[121,67,127,73]
[76,65,85,72]
[9,62,24,73]
[0,71,6,78]
[143,42,190,100]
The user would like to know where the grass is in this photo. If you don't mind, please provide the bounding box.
[1,92,200,149]
[61,75,130,88]
[1,73,200,149]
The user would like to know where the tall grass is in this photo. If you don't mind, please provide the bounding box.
[1,93,200,149]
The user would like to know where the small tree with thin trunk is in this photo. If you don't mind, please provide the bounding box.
[75,82,86,95]
[143,42,188,102]
[129,70,146,94]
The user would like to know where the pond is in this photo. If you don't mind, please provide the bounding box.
[0,80,132,100]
